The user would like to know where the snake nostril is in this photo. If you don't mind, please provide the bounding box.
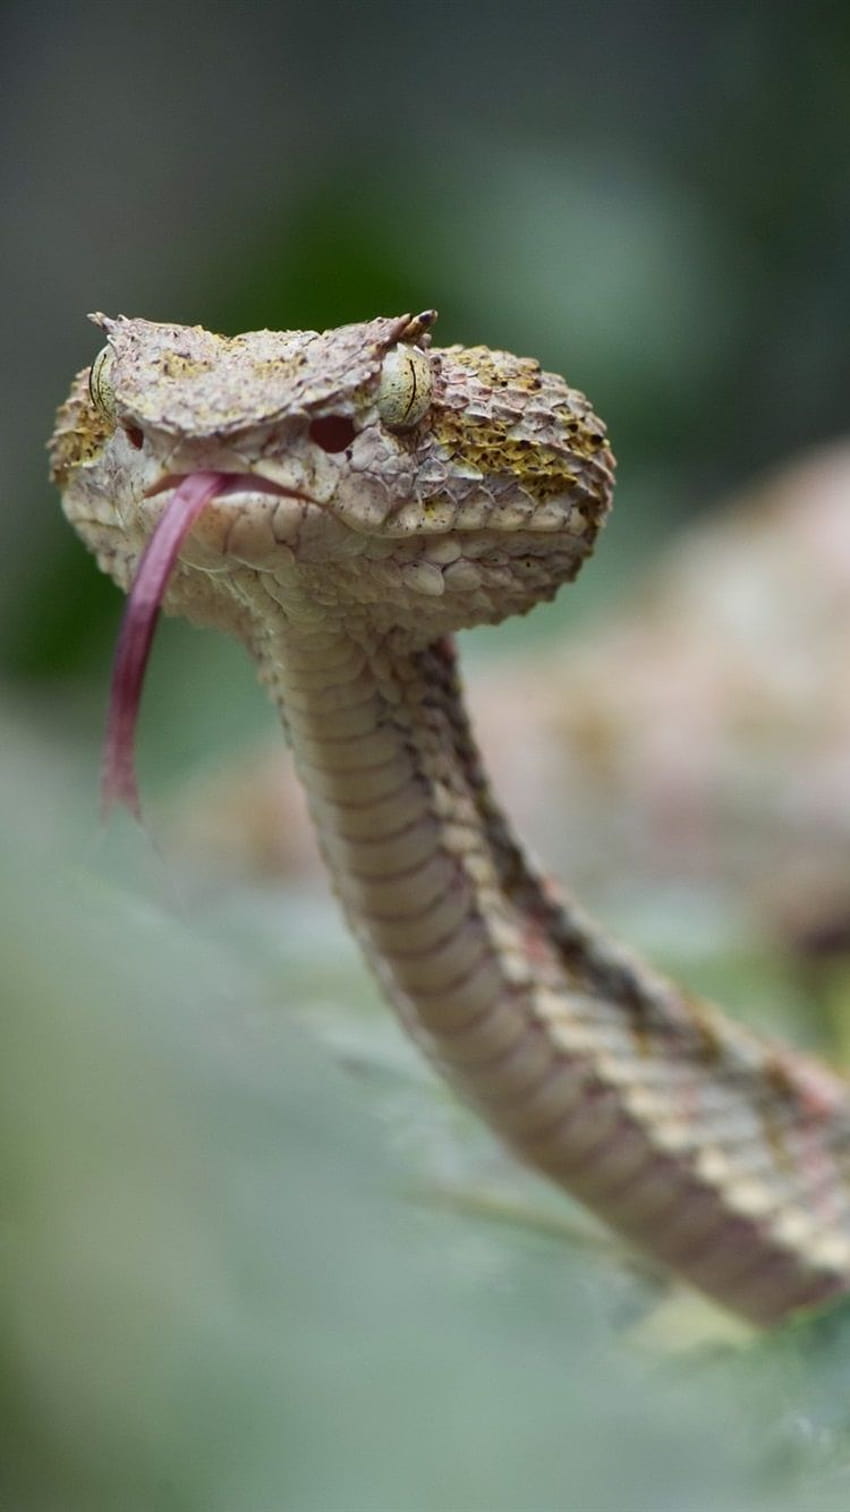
[309,415,356,454]
[124,425,145,451]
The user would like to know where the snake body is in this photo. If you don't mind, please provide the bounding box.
[51,311,850,1325]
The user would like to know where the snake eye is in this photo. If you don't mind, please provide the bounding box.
[88,345,117,419]
[377,345,433,431]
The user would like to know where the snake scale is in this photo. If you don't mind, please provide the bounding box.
[50,310,850,1326]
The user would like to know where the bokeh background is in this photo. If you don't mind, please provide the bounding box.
[3,3,850,1509]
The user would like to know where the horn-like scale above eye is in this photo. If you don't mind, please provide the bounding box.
[377,344,433,431]
[88,345,117,419]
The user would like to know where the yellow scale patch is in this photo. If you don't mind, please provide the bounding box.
[48,372,113,487]
[432,346,606,503]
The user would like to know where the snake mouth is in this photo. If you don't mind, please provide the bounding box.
[144,471,312,504]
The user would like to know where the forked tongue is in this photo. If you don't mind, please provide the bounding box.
[102,471,227,818]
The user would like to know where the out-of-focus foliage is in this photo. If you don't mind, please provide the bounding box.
[3,735,850,1512]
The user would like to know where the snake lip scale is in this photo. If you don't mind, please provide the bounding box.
[51,309,850,1327]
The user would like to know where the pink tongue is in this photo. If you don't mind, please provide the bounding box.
[102,471,227,818]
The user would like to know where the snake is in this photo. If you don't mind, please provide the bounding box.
[50,309,850,1327]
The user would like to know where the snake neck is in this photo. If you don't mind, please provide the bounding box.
[253,623,563,1029]
[250,615,850,1326]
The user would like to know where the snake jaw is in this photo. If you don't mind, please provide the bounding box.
[98,468,385,818]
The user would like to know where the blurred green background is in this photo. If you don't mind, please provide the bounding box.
[4,3,850,1508]
[7,1,850,691]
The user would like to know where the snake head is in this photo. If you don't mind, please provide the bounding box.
[51,313,614,815]
[51,310,615,645]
